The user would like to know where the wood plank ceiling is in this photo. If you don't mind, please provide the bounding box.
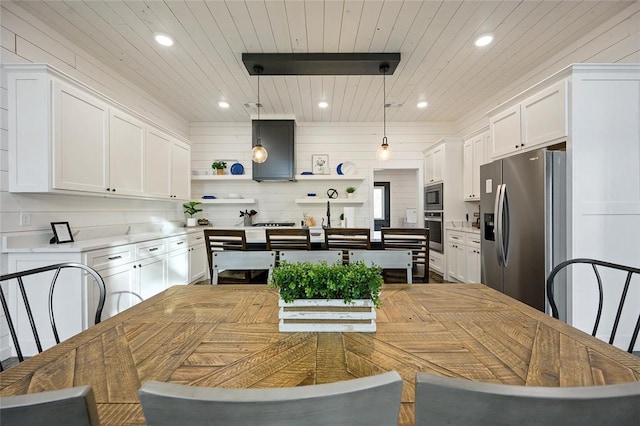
[11,0,634,124]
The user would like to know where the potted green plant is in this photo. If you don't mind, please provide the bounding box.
[183,201,202,227]
[339,213,345,228]
[268,261,383,332]
[346,186,356,199]
[211,161,227,175]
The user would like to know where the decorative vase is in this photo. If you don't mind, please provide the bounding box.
[244,216,252,227]
[216,168,224,175]
[347,193,354,199]
[278,298,376,332]
[186,218,197,227]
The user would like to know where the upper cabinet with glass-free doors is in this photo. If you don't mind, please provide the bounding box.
[6,64,191,201]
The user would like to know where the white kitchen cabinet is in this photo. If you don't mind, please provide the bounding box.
[489,80,568,160]
[52,80,110,193]
[424,145,444,184]
[6,64,191,200]
[98,262,140,318]
[167,236,189,285]
[446,231,466,282]
[137,255,168,300]
[445,230,481,283]
[171,140,191,200]
[109,109,145,196]
[463,130,490,201]
[428,251,443,274]
[465,235,481,283]
[490,104,522,159]
[522,80,568,148]
[144,130,190,200]
[188,233,207,283]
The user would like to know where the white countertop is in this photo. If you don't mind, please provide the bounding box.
[445,225,481,235]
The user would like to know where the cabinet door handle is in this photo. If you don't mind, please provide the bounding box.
[177,241,184,245]
[112,188,116,192]
[106,188,110,191]
[149,247,159,252]
[108,255,122,260]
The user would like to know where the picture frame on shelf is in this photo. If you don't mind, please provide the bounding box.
[312,154,329,175]
[50,222,74,244]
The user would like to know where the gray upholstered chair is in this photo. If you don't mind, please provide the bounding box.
[0,385,100,426]
[349,249,413,283]
[139,371,403,426]
[415,372,640,426]
[210,251,276,285]
[279,249,342,265]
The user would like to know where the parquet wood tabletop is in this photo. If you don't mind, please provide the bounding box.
[1,284,639,425]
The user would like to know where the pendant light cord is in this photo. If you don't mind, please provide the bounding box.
[257,67,261,143]
[383,66,386,143]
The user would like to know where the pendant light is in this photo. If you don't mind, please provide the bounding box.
[376,63,391,161]
[252,65,268,163]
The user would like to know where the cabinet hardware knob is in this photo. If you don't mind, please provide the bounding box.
[515,145,518,149]
[112,188,116,192]
[520,143,525,147]
[106,188,110,191]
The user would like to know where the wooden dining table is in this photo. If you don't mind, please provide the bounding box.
[1,283,639,425]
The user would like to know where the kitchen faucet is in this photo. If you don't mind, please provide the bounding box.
[325,201,331,229]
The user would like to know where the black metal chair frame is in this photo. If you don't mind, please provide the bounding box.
[0,262,106,371]
[546,258,640,353]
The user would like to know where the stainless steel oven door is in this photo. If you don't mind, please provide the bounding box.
[425,211,443,253]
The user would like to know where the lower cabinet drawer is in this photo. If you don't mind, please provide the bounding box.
[429,252,443,274]
[86,245,135,270]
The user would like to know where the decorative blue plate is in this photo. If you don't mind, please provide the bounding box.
[337,163,344,175]
[230,163,244,175]
[301,171,314,175]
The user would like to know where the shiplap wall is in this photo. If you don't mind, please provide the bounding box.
[190,122,452,228]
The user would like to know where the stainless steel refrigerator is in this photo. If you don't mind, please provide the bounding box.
[480,148,566,315]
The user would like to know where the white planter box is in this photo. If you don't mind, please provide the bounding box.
[278,298,376,332]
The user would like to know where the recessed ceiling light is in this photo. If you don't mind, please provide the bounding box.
[475,33,494,47]
[318,101,329,108]
[417,101,428,108]
[218,101,230,108]
[154,32,174,47]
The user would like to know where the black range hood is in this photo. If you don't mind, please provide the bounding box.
[252,120,295,182]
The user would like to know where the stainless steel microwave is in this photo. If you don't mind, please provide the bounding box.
[425,183,443,211]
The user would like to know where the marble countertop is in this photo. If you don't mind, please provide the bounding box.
[445,225,481,235]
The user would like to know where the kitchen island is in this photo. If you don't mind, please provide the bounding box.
[1,284,638,425]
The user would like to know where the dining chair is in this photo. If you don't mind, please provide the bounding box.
[414,372,640,426]
[210,251,276,285]
[203,229,252,283]
[266,228,311,265]
[324,228,371,264]
[546,258,640,353]
[0,385,100,426]
[0,262,106,371]
[381,227,430,283]
[348,249,413,283]
[138,371,403,426]
[279,250,343,265]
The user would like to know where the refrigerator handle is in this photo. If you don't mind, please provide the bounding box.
[502,184,510,266]
[494,184,505,266]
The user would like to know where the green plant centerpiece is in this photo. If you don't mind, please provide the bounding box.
[345,186,356,194]
[269,260,383,332]
[269,261,383,307]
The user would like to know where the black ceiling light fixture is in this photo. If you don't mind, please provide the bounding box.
[242,53,400,75]
[251,65,268,164]
[376,63,391,161]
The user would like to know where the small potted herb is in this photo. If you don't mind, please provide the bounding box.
[346,186,356,199]
[183,201,203,227]
[211,161,227,175]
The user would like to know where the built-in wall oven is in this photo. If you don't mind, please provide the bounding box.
[425,211,443,253]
